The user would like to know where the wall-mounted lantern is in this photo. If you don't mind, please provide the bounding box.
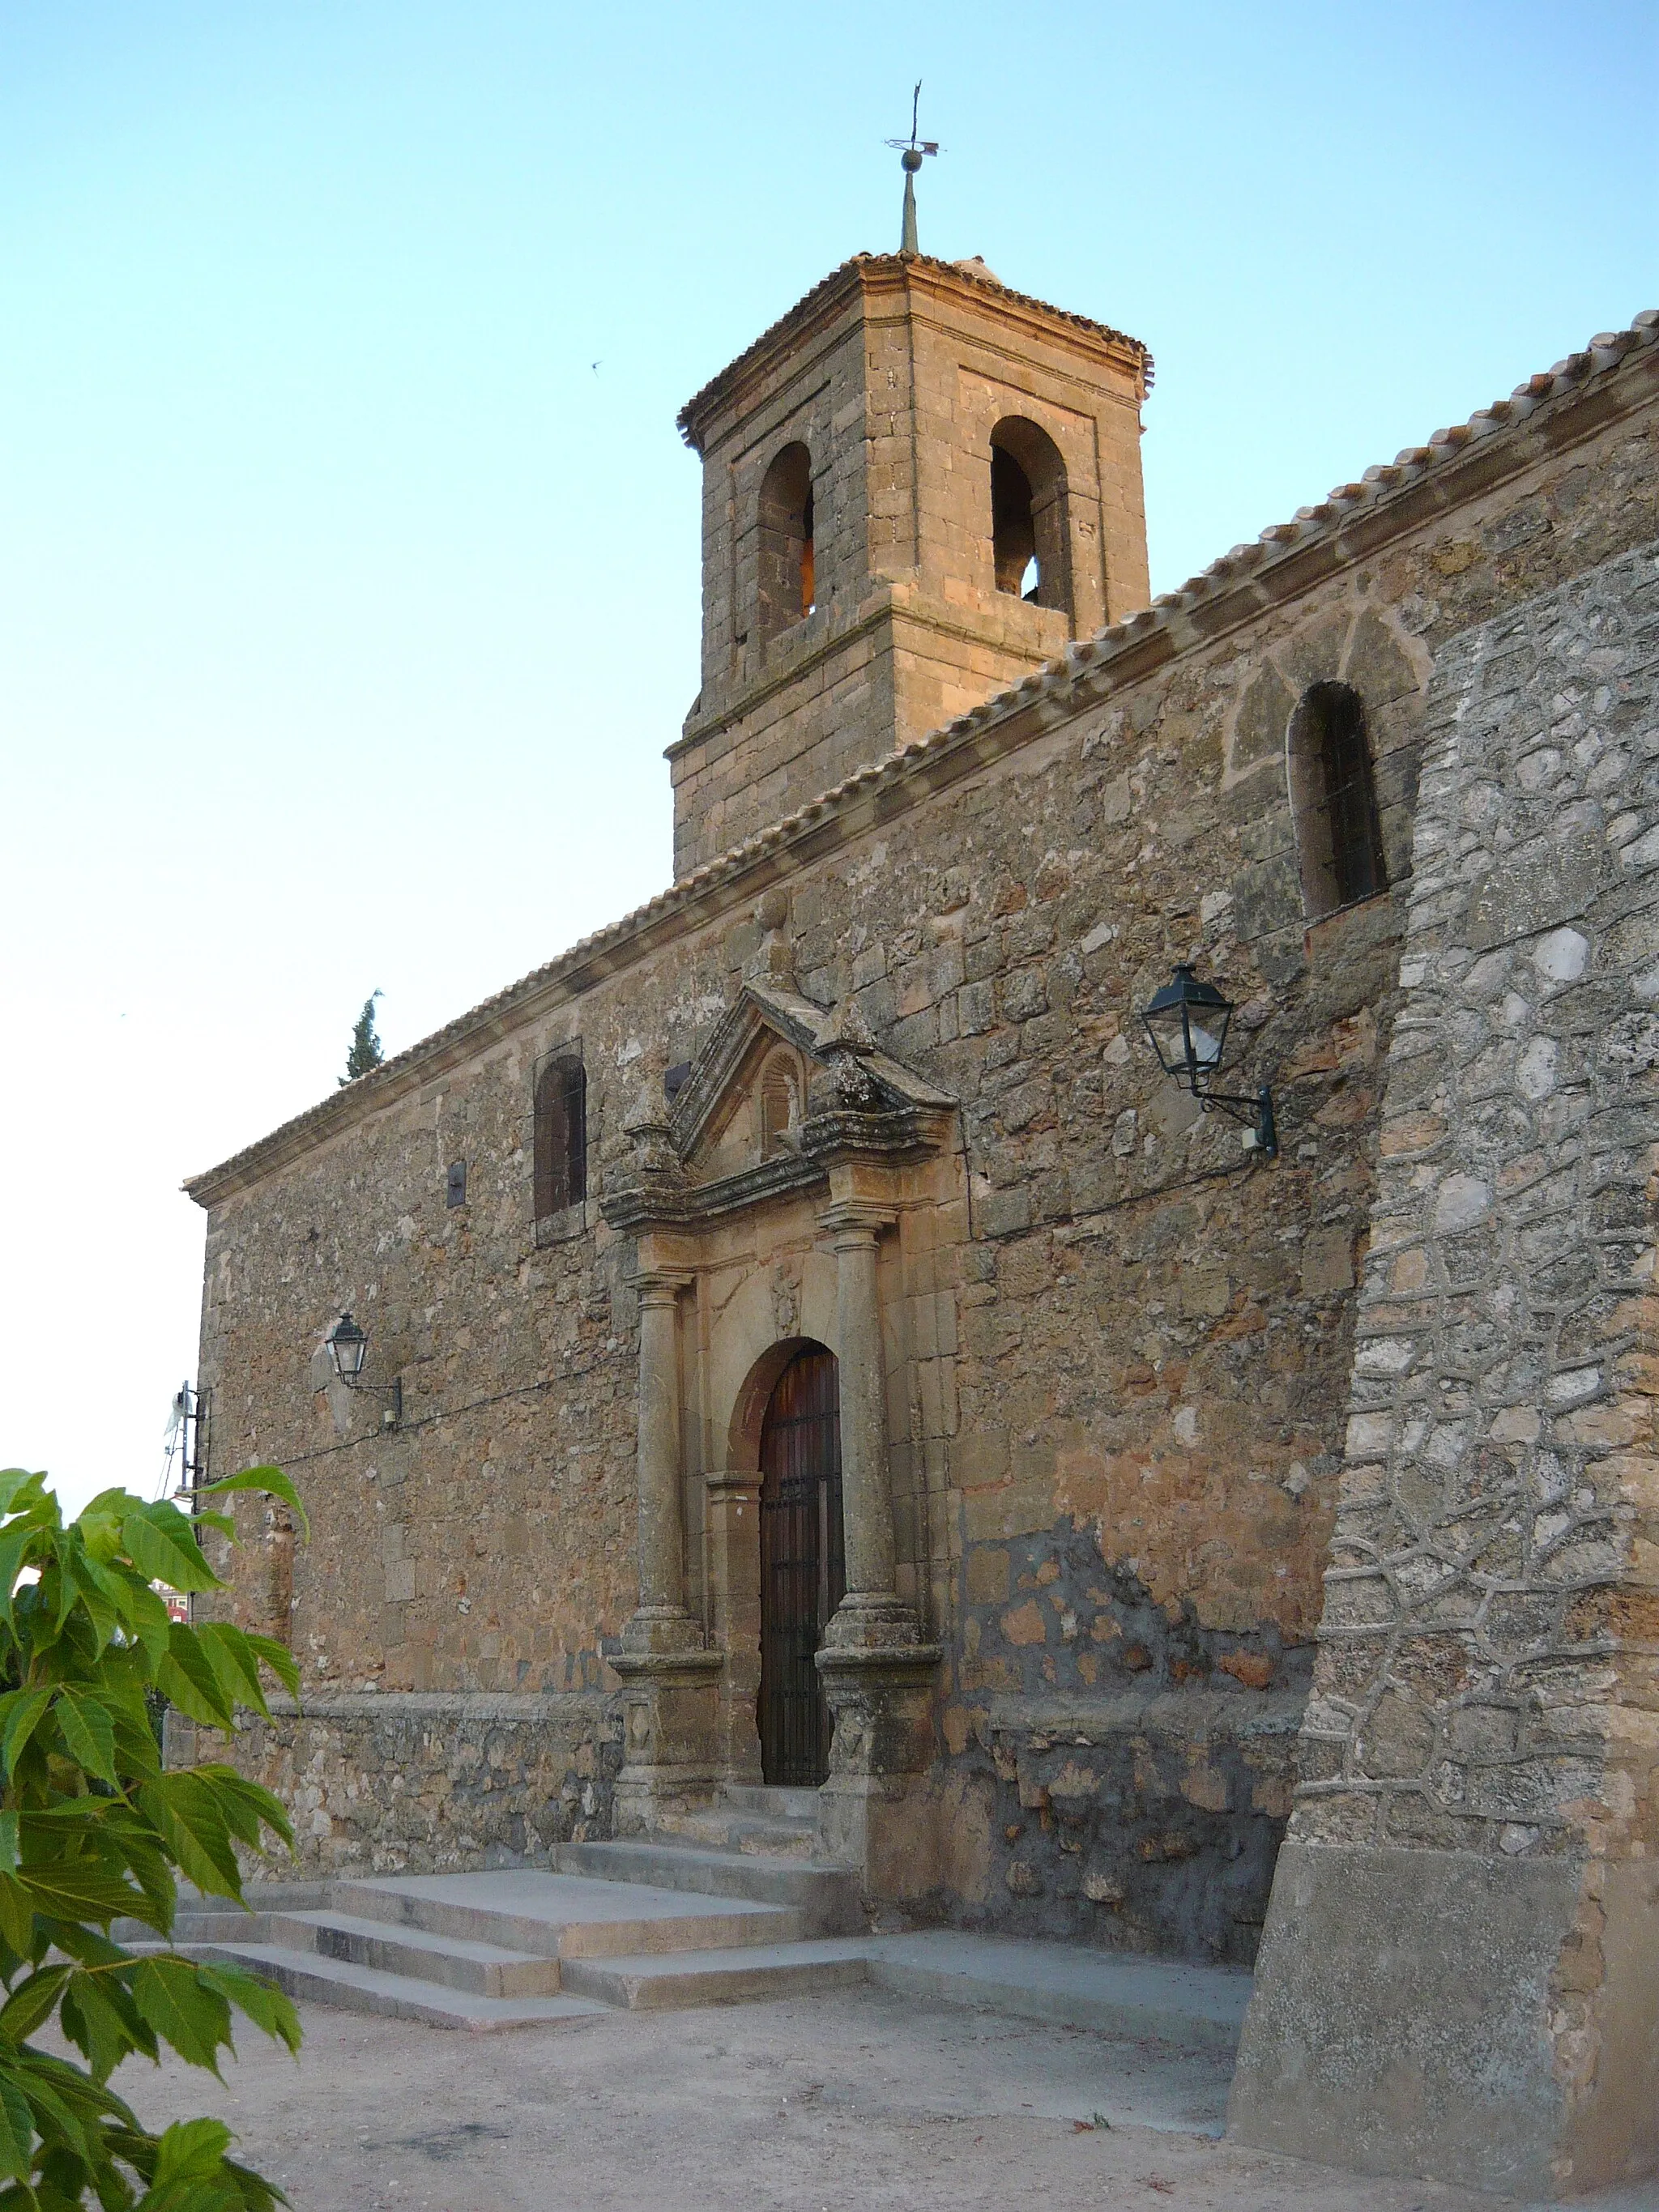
[1141,965,1278,1157]
[325,1311,402,1426]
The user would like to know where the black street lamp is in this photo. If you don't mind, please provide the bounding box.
[324,1312,401,1425]
[1141,965,1277,1158]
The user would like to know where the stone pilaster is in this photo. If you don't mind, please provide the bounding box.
[820,1201,916,1653]
[814,1196,940,1890]
[621,1271,698,1658]
[612,1267,721,1832]
[704,1468,763,1786]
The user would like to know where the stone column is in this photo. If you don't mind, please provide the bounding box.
[821,1203,913,1651]
[611,1268,720,1833]
[815,1198,940,1894]
[704,1468,763,1786]
[622,1272,697,1655]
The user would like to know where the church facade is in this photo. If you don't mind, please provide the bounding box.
[187,253,1659,2194]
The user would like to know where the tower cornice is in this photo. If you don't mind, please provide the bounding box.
[676,252,1152,454]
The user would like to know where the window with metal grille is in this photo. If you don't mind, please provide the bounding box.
[533,1055,586,1219]
[1289,680,1388,918]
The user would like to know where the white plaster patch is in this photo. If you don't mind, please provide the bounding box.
[1546,1366,1601,1406]
[1354,1337,1416,1375]
[1618,823,1659,873]
[1346,1413,1393,1460]
[1173,1405,1200,1446]
[1532,928,1589,983]
[1516,1036,1558,1100]
[1434,1173,1492,1232]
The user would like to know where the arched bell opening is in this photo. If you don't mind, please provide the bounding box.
[752,1342,846,1788]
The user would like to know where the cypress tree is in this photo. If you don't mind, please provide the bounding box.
[340,990,385,1084]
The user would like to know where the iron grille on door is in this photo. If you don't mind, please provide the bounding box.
[757,1347,846,1788]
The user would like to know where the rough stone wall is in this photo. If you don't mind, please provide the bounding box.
[1230,534,1659,2197]
[195,355,1659,1949]
[1288,537,1659,1862]
[194,1694,618,1880]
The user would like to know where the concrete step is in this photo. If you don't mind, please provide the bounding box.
[561,1937,871,2011]
[113,1909,271,1950]
[719,1784,820,1822]
[187,1940,608,2034]
[265,1910,562,1998]
[556,1840,862,1936]
[863,1932,1255,2054]
[331,1869,803,1957]
[655,1808,817,1859]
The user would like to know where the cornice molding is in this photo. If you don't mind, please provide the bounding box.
[676,252,1151,453]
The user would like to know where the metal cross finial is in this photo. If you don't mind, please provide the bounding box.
[885,81,940,255]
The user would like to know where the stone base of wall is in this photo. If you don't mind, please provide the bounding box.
[1229,1843,1659,2198]
[201,1693,622,1880]
[933,1690,1303,1966]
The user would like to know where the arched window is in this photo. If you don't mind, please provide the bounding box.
[534,1055,587,1219]
[757,441,815,639]
[1288,681,1388,918]
[990,417,1070,619]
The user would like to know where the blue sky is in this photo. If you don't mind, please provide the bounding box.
[2,0,1654,1511]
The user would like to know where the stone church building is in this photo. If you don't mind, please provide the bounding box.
[187,247,1659,2194]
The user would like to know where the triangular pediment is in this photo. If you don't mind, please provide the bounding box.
[599,982,956,1235]
[669,982,953,1171]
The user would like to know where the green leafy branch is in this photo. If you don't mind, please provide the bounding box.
[0,1465,309,2210]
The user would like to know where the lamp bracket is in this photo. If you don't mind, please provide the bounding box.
[1197,1085,1278,1157]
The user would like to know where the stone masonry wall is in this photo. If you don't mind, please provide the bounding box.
[1230,535,1659,2197]
[194,1693,620,1881]
[195,343,1659,1952]
[670,256,1149,879]
[1291,536,1659,1858]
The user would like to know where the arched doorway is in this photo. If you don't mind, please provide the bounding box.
[757,1345,846,1787]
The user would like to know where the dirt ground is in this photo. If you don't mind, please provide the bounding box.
[80,1989,1658,2212]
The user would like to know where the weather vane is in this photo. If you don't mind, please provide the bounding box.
[885,82,940,255]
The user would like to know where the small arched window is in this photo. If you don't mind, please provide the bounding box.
[990,417,1070,620]
[1289,681,1388,918]
[534,1055,587,1220]
[757,441,815,639]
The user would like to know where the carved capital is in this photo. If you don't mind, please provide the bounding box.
[818,1199,895,1242]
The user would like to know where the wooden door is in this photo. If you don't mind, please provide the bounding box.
[757,1346,846,1788]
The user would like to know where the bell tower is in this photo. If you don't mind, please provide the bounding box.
[669,251,1152,878]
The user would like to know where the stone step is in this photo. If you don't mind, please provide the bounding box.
[561,1937,871,2011]
[331,1869,804,1956]
[862,1932,1255,2053]
[186,1940,608,2033]
[719,1784,821,1822]
[654,1808,817,1859]
[264,1910,562,1999]
[113,1910,271,1950]
[556,1840,862,1936]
